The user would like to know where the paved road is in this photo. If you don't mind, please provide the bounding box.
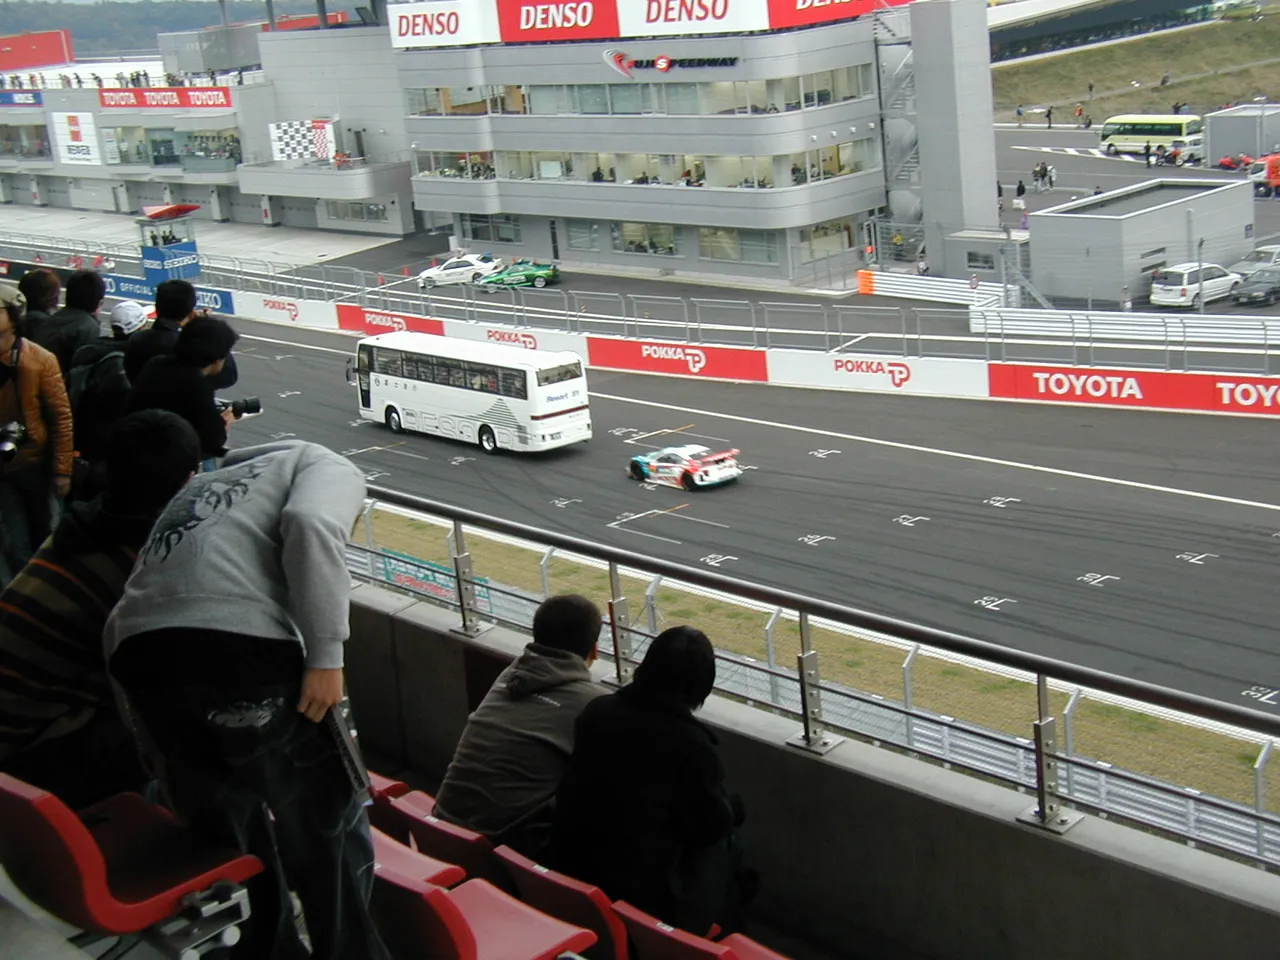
[220,315,1280,711]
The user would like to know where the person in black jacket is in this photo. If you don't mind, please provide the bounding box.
[547,626,752,936]
[125,280,237,389]
[26,269,103,376]
[15,268,60,334]
[126,314,237,466]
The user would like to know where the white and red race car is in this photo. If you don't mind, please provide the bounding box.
[627,444,743,490]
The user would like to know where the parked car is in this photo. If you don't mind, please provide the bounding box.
[1149,263,1242,308]
[416,253,505,289]
[477,259,561,289]
[1227,244,1280,278]
[1232,267,1280,307]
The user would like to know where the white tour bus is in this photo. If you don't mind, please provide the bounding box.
[351,331,591,453]
[1098,114,1203,155]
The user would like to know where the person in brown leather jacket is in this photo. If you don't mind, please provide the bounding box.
[0,283,74,587]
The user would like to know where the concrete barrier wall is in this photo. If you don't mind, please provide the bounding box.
[345,584,1280,960]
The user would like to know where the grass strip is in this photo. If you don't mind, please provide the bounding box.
[355,510,1278,814]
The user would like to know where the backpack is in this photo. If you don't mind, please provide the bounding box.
[67,348,129,461]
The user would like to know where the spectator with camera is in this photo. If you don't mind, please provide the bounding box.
[66,300,149,501]
[0,283,74,587]
[125,279,237,389]
[0,410,200,808]
[105,438,390,960]
[126,314,237,470]
[27,269,106,377]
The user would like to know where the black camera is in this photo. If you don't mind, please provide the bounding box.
[214,397,263,420]
[0,420,27,463]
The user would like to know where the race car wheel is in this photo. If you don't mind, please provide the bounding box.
[385,407,403,434]
[533,276,547,288]
[681,472,698,492]
[629,461,645,481]
[472,272,484,283]
[479,425,498,454]
[423,279,435,289]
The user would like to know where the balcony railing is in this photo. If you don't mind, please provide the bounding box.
[348,487,1280,870]
[240,150,411,171]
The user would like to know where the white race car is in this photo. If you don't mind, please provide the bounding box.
[627,444,743,490]
[416,253,505,289]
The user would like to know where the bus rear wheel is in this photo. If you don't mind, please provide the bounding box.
[385,407,403,433]
[479,425,498,454]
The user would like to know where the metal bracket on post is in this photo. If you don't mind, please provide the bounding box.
[450,520,491,638]
[1018,674,1083,834]
[786,612,844,755]
[607,561,634,685]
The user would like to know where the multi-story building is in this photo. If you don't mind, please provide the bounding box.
[0,0,1002,281]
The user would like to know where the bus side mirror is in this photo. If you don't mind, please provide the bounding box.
[345,358,354,384]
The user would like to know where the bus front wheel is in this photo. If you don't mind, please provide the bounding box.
[1105,143,1118,155]
[385,407,404,433]
[479,425,498,454]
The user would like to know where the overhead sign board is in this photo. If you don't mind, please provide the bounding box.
[50,112,101,165]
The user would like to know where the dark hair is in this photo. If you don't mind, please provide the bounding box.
[17,269,61,313]
[175,315,238,367]
[632,626,716,710]
[155,279,197,321]
[532,594,602,660]
[63,270,107,313]
[105,410,200,513]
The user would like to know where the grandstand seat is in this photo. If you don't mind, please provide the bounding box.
[374,793,508,885]
[373,826,466,887]
[367,788,434,845]
[0,774,263,957]
[371,867,598,960]
[369,770,411,800]
[612,901,791,960]
[494,845,629,960]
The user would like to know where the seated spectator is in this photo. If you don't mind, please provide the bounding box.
[0,410,200,809]
[434,594,605,858]
[15,267,61,333]
[126,314,237,468]
[28,269,105,376]
[547,626,752,935]
[125,280,238,388]
[67,300,149,501]
[105,439,389,960]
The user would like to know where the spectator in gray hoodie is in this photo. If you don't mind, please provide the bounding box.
[433,593,605,858]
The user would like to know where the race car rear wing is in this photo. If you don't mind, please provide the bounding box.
[694,448,740,466]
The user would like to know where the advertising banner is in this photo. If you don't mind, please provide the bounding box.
[767,350,989,398]
[141,241,201,286]
[335,303,444,336]
[988,363,1280,416]
[236,292,339,330]
[102,274,236,316]
[440,319,589,361]
[617,0,769,37]
[390,0,502,48]
[766,0,883,30]
[98,87,234,109]
[496,0,620,41]
[0,29,74,72]
[0,91,43,107]
[587,336,768,381]
[50,112,100,165]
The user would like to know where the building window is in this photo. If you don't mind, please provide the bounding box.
[566,219,598,251]
[698,228,779,264]
[406,88,443,116]
[611,222,680,256]
[966,251,997,271]
[798,218,856,263]
[326,201,388,222]
[461,213,521,244]
[416,150,494,179]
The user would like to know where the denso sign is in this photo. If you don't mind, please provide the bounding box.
[498,0,619,40]
[392,0,501,48]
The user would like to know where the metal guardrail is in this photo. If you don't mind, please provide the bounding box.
[972,308,1280,346]
[351,489,1280,869]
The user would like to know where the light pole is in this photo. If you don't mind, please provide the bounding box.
[1197,237,1206,314]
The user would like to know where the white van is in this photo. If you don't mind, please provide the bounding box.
[1149,263,1242,308]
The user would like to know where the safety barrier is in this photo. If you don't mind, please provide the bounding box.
[971,307,1280,345]
[857,268,1010,305]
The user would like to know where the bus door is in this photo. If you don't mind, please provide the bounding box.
[357,344,373,409]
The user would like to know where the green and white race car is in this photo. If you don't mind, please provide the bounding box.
[477,259,561,289]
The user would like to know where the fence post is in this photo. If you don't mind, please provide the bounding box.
[361,500,377,549]
[764,607,782,706]
[1018,674,1082,833]
[1254,741,1273,862]
[449,520,490,638]
[644,575,662,637]
[903,644,919,749]
[607,561,634,685]
[1062,687,1081,799]
[786,611,844,754]
[539,547,555,599]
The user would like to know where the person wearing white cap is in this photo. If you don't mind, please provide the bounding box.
[64,301,150,501]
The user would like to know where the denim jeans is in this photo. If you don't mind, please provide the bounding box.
[0,469,53,587]
[125,680,390,960]
[199,457,219,474]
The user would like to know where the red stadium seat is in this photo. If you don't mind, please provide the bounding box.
[0,774,262,954]
[367,788,434,845]
[612,901,791,960]
[494,845,629,960]
[372,826,465,887]
[369,770,411,800]
[375,793,507,885]
[371,867,598,960]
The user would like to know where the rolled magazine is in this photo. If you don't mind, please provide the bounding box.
[325,696,373,806]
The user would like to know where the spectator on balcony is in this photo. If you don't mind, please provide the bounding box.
[548,626,753,936]
[15,268,61,336]
[125,280,238,389]
[434,594,605,858]
[27,269,105,377]
[105,439,389,960]
[0,410,199,809]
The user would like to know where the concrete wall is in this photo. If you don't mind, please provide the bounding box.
[1205,107,1280,161]
[345,583,1280,960]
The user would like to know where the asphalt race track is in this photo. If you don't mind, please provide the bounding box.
[222,315,1280,711]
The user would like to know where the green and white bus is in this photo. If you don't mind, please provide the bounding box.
[1099,114,1203,155]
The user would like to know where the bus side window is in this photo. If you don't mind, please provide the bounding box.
[374,349,402,377]
[499,368,527,399]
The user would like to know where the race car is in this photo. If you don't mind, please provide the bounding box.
[478,259,561,289]
[416,253,505,289]
[627,444,743,490]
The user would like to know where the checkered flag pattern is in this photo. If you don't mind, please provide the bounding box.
[269,120,313,161]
